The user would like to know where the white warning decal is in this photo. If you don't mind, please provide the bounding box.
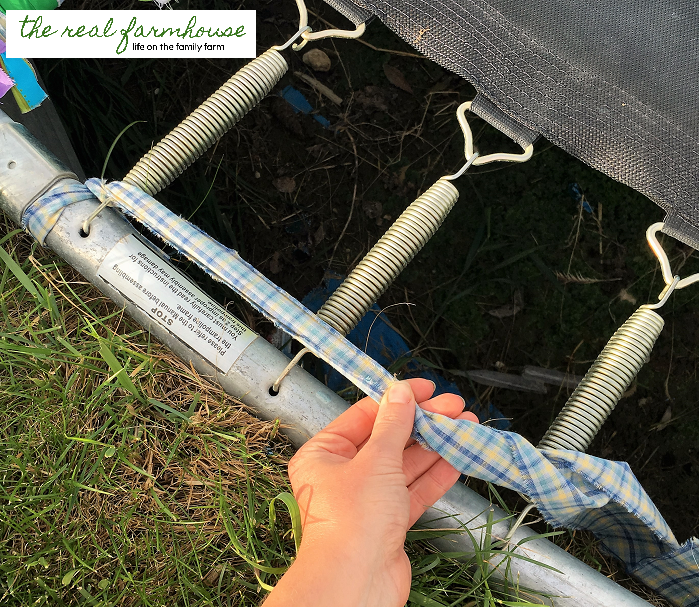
[97,234,256,373]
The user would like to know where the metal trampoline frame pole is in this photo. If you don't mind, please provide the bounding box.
[0,110,649,607]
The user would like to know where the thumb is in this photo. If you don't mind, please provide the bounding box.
[365,381,416,457]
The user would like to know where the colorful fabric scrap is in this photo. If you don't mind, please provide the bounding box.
[0,66,11,98]
[0,40,11,99]
[0,54,47,112]
[0,8,48,111]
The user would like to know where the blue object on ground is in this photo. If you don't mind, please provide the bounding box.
[280,85,332,129]
[568,182,594,214]
[302,275,511,430]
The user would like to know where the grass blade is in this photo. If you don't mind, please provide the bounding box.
[269,492,302,553]
[0,246,39,298]
[98,339,142,400]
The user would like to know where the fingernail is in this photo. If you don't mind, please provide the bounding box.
[384,381,413,405]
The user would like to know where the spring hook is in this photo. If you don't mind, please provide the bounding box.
[457,102,534,166]
[272,101,536,393]
[646,222,699,294]
[538,223,699,452]
[122,0,366,198]
[271,26,313,52]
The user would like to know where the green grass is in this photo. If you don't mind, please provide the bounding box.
[0,226,299,605]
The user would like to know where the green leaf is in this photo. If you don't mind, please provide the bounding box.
[101,120,146,180]
[219,492,287,574]
[69,481,114,496]
[254,569,275,593]
[0,341,52,357]
[98,579,110,590]
[529,253,565,293]
[489,550,563,574]
[26,556,49,569]
[408,589,446,606]
[408,356,441,370]
[187,156,224,220]
[0,246,39,298]
[406,529,458,541]
[486,245,544,274]
[186,393,200,418]
[515,530,565,546]
[269,491,302,554]
[0,228,23,248]
[149,488,178,521]
[149,398,192,423]
[62,568,79,586]
[56,335,82,357]
[65,436,110,447]
[411,554,440,576]
[117,451,154,478]
[98,340,142,400]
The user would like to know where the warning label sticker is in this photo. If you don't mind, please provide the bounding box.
[97,234,257,373]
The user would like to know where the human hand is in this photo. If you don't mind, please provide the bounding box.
[264,378,478,607]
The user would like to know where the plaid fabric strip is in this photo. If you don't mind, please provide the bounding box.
[632,538,699,607]
[21,182,94,243]
[414,407,677,551]
[23,180,699,606]
[415,408,699,605]
[23,179,397,402]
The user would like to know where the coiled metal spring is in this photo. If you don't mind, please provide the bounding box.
[317,179,459,335]
[538,305,665,452]
[124,49,288,196]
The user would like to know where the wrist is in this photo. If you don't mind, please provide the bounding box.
[297,527,382,575]
[265,532,379,607]
[298,511,393,555]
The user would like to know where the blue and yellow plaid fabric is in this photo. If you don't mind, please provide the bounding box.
[23,179,397,402]
[23,180,699,606]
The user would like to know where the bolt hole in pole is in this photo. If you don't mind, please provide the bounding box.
[7,161,16,169]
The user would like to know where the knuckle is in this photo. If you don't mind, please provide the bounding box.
[375,411,404,427]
